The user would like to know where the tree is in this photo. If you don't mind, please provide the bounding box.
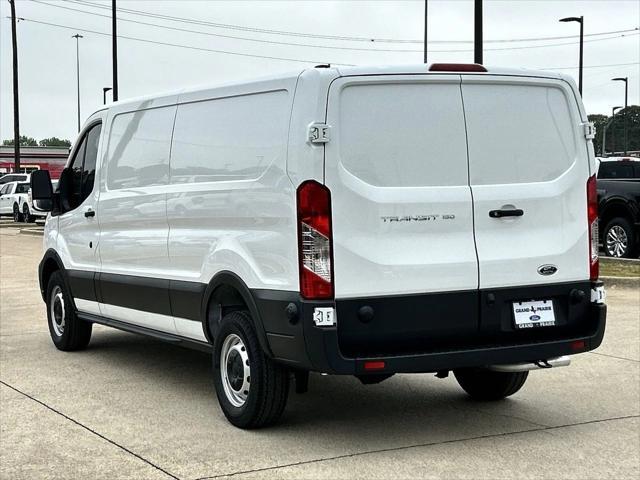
[39,137,71,147]
[2,135,37,146]
[588,105,639,156]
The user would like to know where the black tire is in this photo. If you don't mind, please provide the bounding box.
[22,204,34,223]
[12,204,23,223]
[603,217,636,258]
[45,271,92,351]
[213,310,289,429]
[454,368,528,401]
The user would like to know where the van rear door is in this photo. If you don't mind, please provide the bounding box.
[324,75,479,356]
[460,76,591,289]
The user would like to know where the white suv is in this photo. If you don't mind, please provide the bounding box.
[31,64,607,429]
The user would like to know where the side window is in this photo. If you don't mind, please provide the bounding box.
[170,91,288,183]
[82,124,102,199]
[68,137,87,210]
[107,106,175,189]
[0,184,9,195]
[64,122,101,211]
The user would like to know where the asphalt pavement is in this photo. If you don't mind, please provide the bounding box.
[1,230,638,479]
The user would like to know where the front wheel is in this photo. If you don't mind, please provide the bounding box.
[46,271,92,351]
[213,311,289,429]
[604,217,636,258]
[454,368,528,401]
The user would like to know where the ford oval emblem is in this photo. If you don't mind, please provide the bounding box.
[530,315,541,321]
[538,264,558,276]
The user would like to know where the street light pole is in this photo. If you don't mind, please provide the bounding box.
[559,16,584,95]
[103,87,113,105]
[72,34,83,132]
[423,0,428,63]
[112,0,119,101]
[610,106,622,155]
[474,0,483,64]
[8,0,20,173]
[612,77,628,155]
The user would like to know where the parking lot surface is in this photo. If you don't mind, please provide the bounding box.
[1,232,638,479]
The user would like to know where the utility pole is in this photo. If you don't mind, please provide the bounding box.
[612,77,628,155]
[112,0,119,101]
[72,34,83,132]
[423,0,428,63]
[603,106,622,156]
[559,16,584,95]
[474,0,483,64]
[9,0,20,173]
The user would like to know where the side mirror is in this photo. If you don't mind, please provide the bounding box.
[31,170,54,212]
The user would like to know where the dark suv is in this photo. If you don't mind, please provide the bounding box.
[597,158,640,258]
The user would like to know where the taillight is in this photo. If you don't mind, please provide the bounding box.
[587,175,599,280]
[297,180,334,299]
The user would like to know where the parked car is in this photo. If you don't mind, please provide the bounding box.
[596,158,640,258]
[18,180,58,223]
[0,173,30,185]
[0,181,30,222]
[31,64,606,429]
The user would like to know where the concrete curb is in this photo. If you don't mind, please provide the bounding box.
[601,276,640,288]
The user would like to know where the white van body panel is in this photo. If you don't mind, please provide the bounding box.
[461,75,590,288]
[165,77,299,293]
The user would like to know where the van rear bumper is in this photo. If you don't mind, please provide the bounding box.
[253,282,607,375]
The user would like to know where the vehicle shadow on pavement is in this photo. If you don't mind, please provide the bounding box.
[84,328,543,435]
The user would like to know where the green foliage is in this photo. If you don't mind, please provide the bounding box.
[591,105,640,156]
[38,137,71,147]
[2,135,37,146]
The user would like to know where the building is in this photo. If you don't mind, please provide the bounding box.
[0,146,68,179]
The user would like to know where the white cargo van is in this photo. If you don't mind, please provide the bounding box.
[31,63,606,429]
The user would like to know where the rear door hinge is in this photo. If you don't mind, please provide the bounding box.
[583,122,596,140]
[308,123,331,144]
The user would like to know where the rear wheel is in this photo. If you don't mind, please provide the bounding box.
[12,204,23,223]
[23,204,34,223]
[213,310,289,428]
[454,368,528,401]
[46,271,92,351]
[604,217,636,258]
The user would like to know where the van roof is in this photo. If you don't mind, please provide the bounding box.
[96,64,569,115]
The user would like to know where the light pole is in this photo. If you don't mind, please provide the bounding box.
[474,0,483,64]
[103,87,113,105]
[559,16,583,95]
[423,0,428,63]
[112,0,118,101]
[72,34,83,132]
[612,77,628,155]
[611,106,622,154]
[8,0,20,173]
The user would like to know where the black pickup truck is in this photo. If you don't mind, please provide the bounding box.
[597,159,640,258]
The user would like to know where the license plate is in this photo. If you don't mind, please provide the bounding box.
[512,299,555,329]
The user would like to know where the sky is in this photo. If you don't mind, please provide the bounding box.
[0,0,638,142]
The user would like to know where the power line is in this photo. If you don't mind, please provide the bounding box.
[13,17,355,65]
[64,0,639,45]
[26,1,640,54]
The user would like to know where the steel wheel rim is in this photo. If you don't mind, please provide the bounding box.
[220,333,250,407]
[50,285,66,337]
[606,225,628,257]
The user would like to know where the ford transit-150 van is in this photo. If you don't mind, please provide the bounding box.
[31,63,606,429]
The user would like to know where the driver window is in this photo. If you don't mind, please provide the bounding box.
[63,122,102,212]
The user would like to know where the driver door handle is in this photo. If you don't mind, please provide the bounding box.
[84,208,95,218]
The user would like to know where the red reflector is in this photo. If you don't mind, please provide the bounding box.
[571,340,586,351]
[429,63,487,72]
[363,361,385,371]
